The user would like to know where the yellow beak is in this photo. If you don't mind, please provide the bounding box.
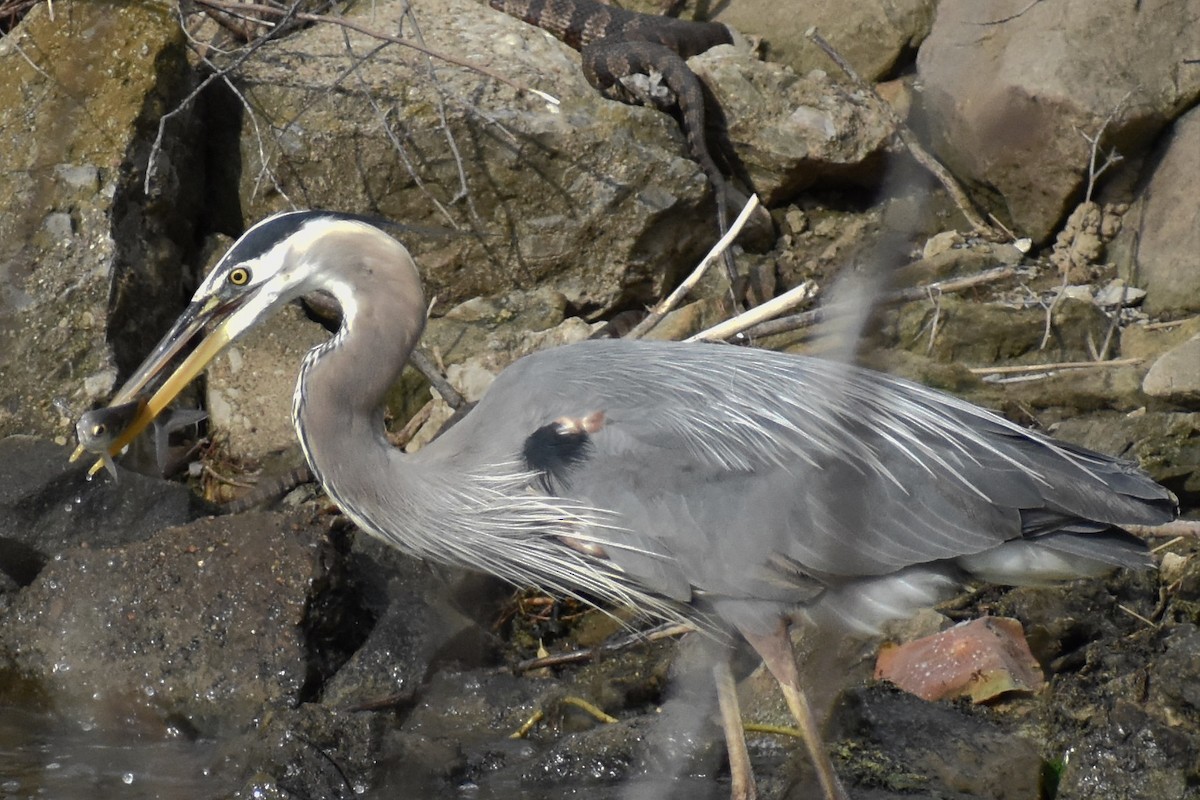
[71,295,236,476]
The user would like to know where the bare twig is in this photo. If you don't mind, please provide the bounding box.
[1038,271,1070,351]
[192,0,558,103]
[974,0,1043,26]
[390,397,436,449]
[688,279,817,342]
[924,287,943,354]
[147,2,301,195]
[805,27,998,238]
[511,622,693,673]
[1095,281,1128,361]
[625,194,762,340]
[410,348,467,411]
[203,462,258,489]
[1127,520,1200,539]
[1081,92,1131,203]
[966,358,1141,376]
[738,265,1018,340]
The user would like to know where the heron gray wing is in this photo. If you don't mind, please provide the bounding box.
[418,338,1173,610]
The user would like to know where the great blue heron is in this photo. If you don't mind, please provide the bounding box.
[84,210,1177,800]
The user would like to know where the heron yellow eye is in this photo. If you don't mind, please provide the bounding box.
[228,267,251,286]
[91,424,106,436]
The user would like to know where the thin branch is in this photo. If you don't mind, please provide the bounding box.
[147,1,302,195]
[1127,520,1200,538]
[193,0,558,103]
[1039,271,1069,351]
[966,358,1141,376]
[625,194,761,340]
[1080,91,1131,203]
[738,265,1018,340]
[688,279,817,342]
[410,348,466,411]
[805,27,999,238]
[511,622,693,673]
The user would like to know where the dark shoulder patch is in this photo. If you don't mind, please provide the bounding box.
[522,412,605,492]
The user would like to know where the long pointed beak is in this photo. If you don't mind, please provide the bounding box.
[73,296,237,476]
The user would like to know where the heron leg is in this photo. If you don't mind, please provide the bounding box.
[713,657,758,800]
[737,622,849,800]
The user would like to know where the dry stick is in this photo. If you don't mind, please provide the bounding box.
[966,357,1141,376]
[193,0,558,104]
[396,2,480,214]
[1126,521,1200,539]
[625,194,762,340]
[805,28,998,238]
[1081,92,1131,204]
[1039,96,1129,350]
[736,265,1018,341]
[390,398,437,449]
[147,1,305,194]
[511,622,693,674]
[409,348,467,411]
[687,279,817,342]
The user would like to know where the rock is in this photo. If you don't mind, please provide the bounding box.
[829,684,1045,798]
[230,0,719,312]
[875,617,1045,703]
[1125,105,1200,315]
[0,436,208,588]
[707,0,937,82]
[319,535,497,709]
[1093,279,1145,308]
[688,45,893,203]
[217,703,387,798]
[0,2,201,439]
[1121,316,1200,362]
[916,0,1200,242]
[1142,334,1200,406]
[921,230,963,259]
[1049,411,1200,502]
[886,295,1111,366]
[1049,202,1127,282]
[206,304,330,460]
[0,512,335,734]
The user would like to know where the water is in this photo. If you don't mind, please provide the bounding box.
[0,704,228,800]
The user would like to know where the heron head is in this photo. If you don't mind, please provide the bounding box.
[74,210,404,475]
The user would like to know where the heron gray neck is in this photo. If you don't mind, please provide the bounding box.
[291,264,426,522]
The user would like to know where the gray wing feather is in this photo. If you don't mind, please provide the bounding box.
[421,339,1175,611]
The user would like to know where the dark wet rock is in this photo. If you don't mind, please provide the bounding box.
[0,511,336,735]
[1051,700,1194,800]
[0,436,209,587]
[0,2,201,440]
[1123,105,1200,316]
[830,683,1043,799]
[401,667,546,754]
[216,703,387,799]
[916,0,1200,243]
[517,698,723,790]
[1149,623,1200,717]
[318,534,499,709]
